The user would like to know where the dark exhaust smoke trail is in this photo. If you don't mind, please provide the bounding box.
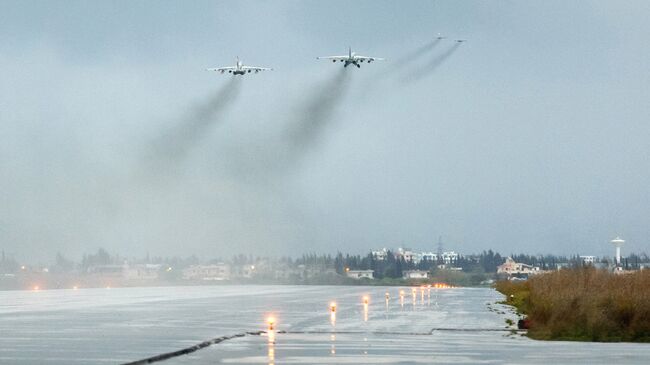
[371,39,442,83]
[210,69,351,181]
[427,42,462,71]
[395,38,443,67]
[359,39,442,99]
[147,77,242,172]
[404,43,462,83]
[286,67,352,154]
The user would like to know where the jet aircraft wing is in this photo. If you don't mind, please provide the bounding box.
[355,55,385,61]
[241,66,273,72]
[317,55,348,61]
[206,67,236,73]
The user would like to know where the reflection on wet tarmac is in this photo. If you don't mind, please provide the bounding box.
[2,286,648,365]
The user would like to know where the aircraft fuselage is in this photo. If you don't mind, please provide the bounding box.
[336,52,363,68]
[231,61,248,75]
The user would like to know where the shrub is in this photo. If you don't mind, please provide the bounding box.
[495,268,650,342]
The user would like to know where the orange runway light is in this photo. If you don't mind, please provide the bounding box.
[267,316,276,331]
[432,282,452,289]
[362,296,369,305]
[72,285,78,290]
[330,302,337,312]
[32,285,40,291]
[362,296,370,322]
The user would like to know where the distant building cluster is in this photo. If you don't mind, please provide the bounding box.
[372,247,459,266]
[180,261,338,282]
[1,236,648,289]
[496,237,646,280]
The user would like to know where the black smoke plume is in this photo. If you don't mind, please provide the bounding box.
[404,42,462,83]
[395,38,443,67]
[286,67,351,154]
[146,77,242,174]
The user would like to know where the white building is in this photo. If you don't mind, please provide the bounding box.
[497,257,540,276]
[397,248,416,262]
[369,247,461,266]
[402,270,429,279]
[580,256,596,265]
[182,264,230,281]
[372,248,389,261]
[441,251,459,265]
[87,264,124,277]
[123,264,160,281]
[418,252,438,262]
[346,270,374,280]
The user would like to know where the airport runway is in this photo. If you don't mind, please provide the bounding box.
[0,286,648,364]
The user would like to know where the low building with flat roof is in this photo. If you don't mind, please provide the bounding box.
[346,270,374,280]
[402,270,429,279]
[123,264,160,281]
[182,264,230,281]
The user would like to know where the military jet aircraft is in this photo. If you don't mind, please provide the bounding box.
[317,47,385,68]
[206,57,272,75]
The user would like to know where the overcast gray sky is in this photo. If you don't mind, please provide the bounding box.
[1,0,649,261]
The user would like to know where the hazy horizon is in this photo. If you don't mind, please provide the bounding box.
[1,1,649,262]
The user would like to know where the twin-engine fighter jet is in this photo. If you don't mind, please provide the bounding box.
[206,57,272,75]
[317,47,385,68]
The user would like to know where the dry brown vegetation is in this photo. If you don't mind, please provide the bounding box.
[496,267,650,342]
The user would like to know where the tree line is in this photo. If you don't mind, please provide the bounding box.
[3,248,649,278]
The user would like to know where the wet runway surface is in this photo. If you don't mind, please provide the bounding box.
[1,285,648,364]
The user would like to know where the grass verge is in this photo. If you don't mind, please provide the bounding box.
[495,267,650,342]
